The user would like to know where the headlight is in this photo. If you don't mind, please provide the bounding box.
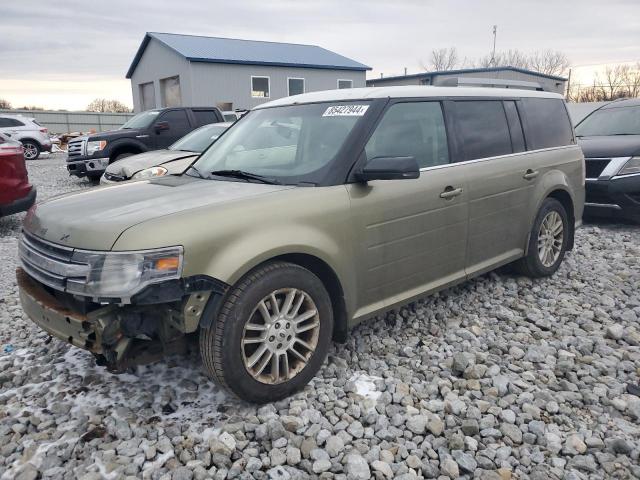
[86,140,107,155]
[617,156,640,176]
[132,166,168,179]
[66,246,183,299]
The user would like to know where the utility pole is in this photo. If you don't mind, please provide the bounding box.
[565,68,572,101]
[490,25,497,66]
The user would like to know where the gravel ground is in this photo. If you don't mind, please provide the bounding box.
[1,155,639,480]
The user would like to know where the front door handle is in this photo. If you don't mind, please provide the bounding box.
[440,186,463,199]
[523,169,539,180]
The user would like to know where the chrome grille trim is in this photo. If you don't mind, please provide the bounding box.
[67,139,85,159]
[19,231,89,292]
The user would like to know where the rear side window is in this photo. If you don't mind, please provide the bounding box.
[0,117,24,127]
[0,118,10,128]
[453,101,512,161]
[365,102,449,169]
[192,110,220,126]
[521,98,573,149]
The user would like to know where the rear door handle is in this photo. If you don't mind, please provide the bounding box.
[523,169,539,180]
[440,186,463,199]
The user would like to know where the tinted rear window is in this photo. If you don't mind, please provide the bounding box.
[521,98,573,149]
[193,110,220,126]
[453,101,512,161]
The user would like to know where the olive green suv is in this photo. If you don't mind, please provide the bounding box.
[17,86,584,403]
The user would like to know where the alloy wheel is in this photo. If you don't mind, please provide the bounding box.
[537,211,564,267]
[241,288,320,385]
[23,143,38,160]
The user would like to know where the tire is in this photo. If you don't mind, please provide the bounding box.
[200,261,333,403]
[21,140,41,160]
[86,173,102,183]
[515,198,569,278]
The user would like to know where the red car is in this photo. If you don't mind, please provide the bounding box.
[0,133,36,217]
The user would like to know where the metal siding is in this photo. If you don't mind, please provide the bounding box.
[189,63,366,110]
[130,38,193,112]
[368,70,566,94]
[432,71,565,94]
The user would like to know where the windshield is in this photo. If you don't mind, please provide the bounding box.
[120,110,161,129]
[576,105,640,136]
[192,102,370,184]
[169,124,229,153]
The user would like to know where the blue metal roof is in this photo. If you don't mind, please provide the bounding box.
[126,32,371,78]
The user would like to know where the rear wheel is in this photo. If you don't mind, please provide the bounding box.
[516,198,569,277]
[200,261,333,403]
[22,140,40,160]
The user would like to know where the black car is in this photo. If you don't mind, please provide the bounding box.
[576,98,640,222]
[66,107,224,180]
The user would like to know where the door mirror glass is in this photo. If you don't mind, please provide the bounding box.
[356,156,420,182]
[154,121,170,132]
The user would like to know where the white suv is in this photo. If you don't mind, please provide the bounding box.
[0,114,52,160]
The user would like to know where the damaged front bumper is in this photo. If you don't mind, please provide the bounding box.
[16,267,228,371]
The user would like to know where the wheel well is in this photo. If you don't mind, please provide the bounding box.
[273,253,349,343]
[20,138,41,148]
[110,146,142,162]
[547,189,575,250]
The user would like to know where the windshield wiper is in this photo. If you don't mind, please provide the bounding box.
[209,169,281,184]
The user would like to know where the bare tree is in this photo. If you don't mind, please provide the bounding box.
[0,98,11,109]
[528,50,570,77]
[86,98,132,113]
[567,63,640,103]
[426,47,459,71]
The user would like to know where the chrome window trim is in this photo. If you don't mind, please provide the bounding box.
[419,144,578,173]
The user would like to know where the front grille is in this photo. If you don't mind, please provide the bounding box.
[585,158,611,179]
[67,139,85,159]
[19,231,89,292]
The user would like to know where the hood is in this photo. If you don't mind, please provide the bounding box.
[24,176,294,250]
[105,149,198,178]
[577,135,640,158]
[86,128,145,142]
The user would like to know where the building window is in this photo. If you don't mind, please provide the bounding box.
[337,79,353,89]
[160,76,181,107]
[288,78,305,96]
[251,76,270,98]
[139,82,156,110]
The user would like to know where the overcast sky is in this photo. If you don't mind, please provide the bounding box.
[1,0,638,110]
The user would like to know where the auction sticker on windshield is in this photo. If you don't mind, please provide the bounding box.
[322,105,369,117]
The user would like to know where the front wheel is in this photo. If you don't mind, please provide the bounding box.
[515,198,569,277]
[200,261,333,403]
[22,141,41,160]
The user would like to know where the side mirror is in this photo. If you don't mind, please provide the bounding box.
[154,121,170,133]
[356,156,420,182]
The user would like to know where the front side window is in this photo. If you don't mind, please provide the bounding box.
[521,98,574,149]
[193,101,370,184]
[338,79,353,89]
[288,78,305,96]
[120,110,160,129]
[251,77,270,98]
[576,105,640,137]
[454,101,513,161]
[158,110,190,130]
[365,102,449,169]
